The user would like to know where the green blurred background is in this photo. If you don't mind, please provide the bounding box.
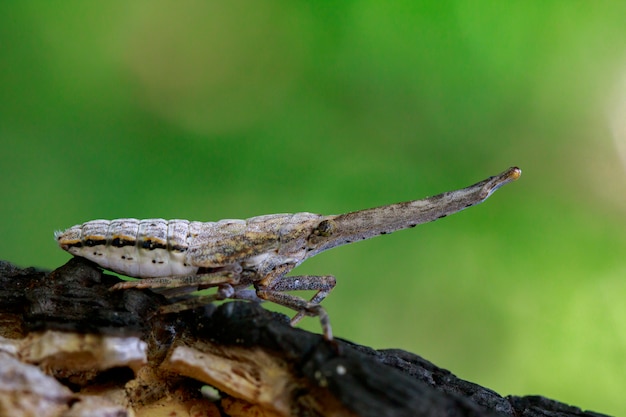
[1,1,625,414]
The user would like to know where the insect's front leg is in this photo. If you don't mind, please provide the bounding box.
[256,264,336,340]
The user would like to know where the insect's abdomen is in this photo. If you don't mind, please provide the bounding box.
[55,219,198,278]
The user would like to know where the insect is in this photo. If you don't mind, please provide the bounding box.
[56,167,521,340]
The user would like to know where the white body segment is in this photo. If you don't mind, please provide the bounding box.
[56,219,199,277]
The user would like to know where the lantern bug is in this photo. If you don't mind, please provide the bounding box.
[56,167,521,340]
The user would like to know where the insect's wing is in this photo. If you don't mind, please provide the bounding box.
[186,213,325,268]
[186,216,284,267]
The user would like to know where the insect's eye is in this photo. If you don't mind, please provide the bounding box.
[309,219,337,240]
[314,219,336,237]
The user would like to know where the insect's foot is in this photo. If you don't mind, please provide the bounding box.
[306,304,333,341]
[319,316,333,341]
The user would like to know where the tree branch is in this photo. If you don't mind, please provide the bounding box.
[0,259,610,417]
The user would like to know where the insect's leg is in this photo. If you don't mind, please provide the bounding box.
[261,274,337,326]
[159,283,236,314]
[109,268,240,291]
[255,266,335,340]
[256,288,333,340]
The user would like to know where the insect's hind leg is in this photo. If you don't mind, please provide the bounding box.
[109,267,240,291]
[256,274,336,340]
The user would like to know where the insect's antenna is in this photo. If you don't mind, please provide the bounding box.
[307,167,521,255]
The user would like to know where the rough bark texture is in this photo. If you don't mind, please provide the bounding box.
[0,259,611,417]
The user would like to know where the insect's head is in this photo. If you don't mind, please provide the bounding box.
[306,218,339,253]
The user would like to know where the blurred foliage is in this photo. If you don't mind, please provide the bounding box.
[1,1,625,414]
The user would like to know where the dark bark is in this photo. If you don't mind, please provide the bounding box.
[0,259,611,417]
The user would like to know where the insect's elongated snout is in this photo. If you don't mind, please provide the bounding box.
[480,167,521,199]
[306,167,521,256]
